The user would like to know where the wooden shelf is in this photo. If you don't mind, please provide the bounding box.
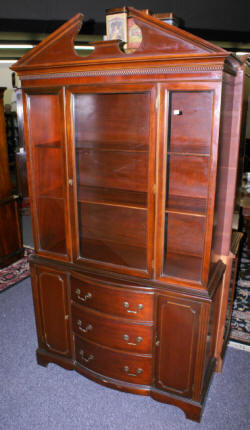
[165,208,206,218]
[166,194,207,215]
[77,186,147,209]
[75,140,148,152]
[168,151,209,157]
[78,199,147,210]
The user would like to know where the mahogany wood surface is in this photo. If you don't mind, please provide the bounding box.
[212,69,245,258]
[13,9,245,422]
[35,268,72,356]
[72,303,153,354]
[75,335,152,385]
[71,274,154,322]
[155,296,200,398]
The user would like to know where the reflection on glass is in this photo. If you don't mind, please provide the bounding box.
[74,92,150,270]
[163,91,212,282]
[29,93,67,254]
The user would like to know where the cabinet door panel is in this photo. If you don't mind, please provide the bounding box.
[37,268,71,356]
[155,296,200,398]
[158,87,215,284]
[70,85,156,276]
[25,90,69,258]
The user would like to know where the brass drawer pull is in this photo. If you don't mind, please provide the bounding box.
[75,289,92,302]
[123,301,144,314]
[79,349,94,363]
[123,366,143,377]
[123,334,143,346]
[77,320,93,333]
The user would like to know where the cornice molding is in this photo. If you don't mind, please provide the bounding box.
[20,64,224,80]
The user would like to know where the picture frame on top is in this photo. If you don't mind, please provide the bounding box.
[106,11,128,43]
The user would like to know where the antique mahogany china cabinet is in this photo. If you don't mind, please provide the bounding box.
[12,8,245,422]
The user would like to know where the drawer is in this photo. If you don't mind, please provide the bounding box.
[75,336,152,385]
[72,304,153,354]
[71,275,154,322]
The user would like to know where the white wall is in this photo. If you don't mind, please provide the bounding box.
[0,63,17,108]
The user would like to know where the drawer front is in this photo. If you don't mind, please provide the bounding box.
[71,275,154,321]
[72,304,153,354]
[75,336,152,385]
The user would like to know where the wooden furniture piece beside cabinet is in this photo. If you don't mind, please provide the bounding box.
[0,87,23,268]
[12,8,245,422]
[15,89,30,210]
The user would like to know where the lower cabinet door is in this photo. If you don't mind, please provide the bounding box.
[33,266,72,357]
[155,295,200,398]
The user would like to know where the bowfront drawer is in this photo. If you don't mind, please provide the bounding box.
[75,336,152,385]
[71,275,154,322]
[72,304,153,354]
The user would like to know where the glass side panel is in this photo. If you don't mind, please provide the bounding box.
[74,92,150,270]
[28,93,67,255]
[163,91,213,282]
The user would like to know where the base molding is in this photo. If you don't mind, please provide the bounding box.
[36,348,74,370]
[150,388,202,422]
[36,347,203,422]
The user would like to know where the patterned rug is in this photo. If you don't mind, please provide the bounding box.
[0,247,33,292]
[230,235,250,345]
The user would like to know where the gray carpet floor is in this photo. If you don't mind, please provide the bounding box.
[0,278,249,430]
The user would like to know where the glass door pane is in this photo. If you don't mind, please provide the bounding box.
[73,91,151,270]
[27,92,67,255]
[163,90,213,282]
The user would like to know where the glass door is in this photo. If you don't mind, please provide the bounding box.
[69,85,156,276]
[25,89,70,259]
[158,88,214,284]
